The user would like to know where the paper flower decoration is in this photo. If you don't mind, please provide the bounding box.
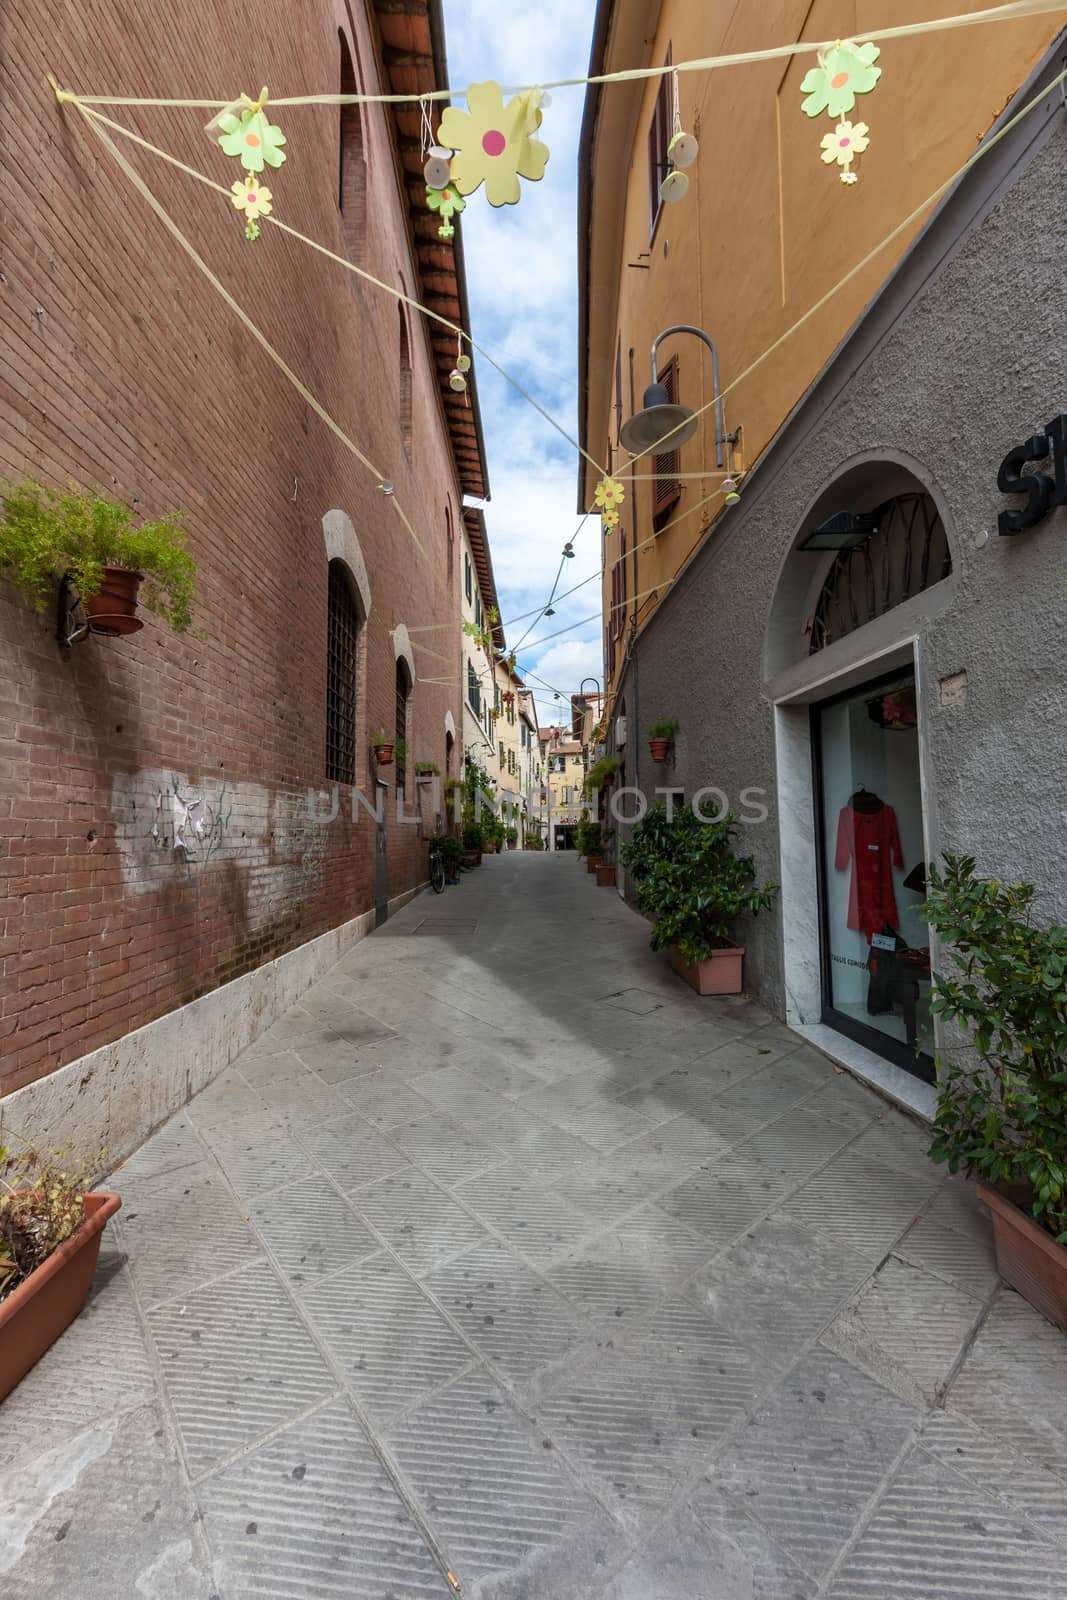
[218,93,287,174]
[230,174,272,240]
[601,509,620,532]
[594,476,626,511]
[426,184,466,239]
[437,81,549,208]
[820,120,869,183]
[801,41,881,120]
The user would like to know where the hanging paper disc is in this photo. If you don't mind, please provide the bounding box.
[668,131,699,169]
[660,169,689,204]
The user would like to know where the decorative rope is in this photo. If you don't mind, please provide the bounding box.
[56,0,1067,108]
[66,100,607,481]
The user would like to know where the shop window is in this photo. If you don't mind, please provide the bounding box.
[652,356,681,529]
[326,560,360,783]
[809,493,950,655]
[338,34,366,262]
[813,667,934,1080]
[647,45,673,238]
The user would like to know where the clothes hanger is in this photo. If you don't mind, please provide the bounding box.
[849,783,884,812]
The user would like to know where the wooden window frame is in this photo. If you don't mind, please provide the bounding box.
[647,45,673,241]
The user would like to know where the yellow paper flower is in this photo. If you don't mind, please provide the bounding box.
[602,509,620,532]
[231,173,273,222]
[820,120,869,182]
[594,476,625,511]
[438,81,549,208]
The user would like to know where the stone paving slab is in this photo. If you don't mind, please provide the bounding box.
[4,854,1066,1600]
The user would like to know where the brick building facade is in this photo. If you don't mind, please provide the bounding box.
[0,0,488,1157]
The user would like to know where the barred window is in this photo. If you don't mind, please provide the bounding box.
[326,561,360,783]
[395,657,410,792]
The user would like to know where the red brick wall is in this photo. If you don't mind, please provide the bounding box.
[0,1,466,1093]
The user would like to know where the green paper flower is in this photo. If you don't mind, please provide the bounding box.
[427,183,465,238]
[800,41,881,120]
[218,107,287,174]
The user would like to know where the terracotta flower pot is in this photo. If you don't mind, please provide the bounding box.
[373,743,395,765]
[587,856,603,873]
[649,737,671,762]
[0,1191,122,1401]
[84,566,143,636]
[669,944,745,996]
[978,1182,1067,1333]
[596,864,616,887]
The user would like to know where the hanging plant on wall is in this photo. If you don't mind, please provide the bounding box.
[0,480,195,636]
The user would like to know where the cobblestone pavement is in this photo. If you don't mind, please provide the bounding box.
[4,854,1067,1598]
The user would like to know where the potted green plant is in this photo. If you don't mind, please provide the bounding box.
[586,755,620,792]
[436,832,465,883]
[923,855,1067,1331]
[372,730,395,764]
[415,762,440,781]
[525,833,545,851]
[0,1144,121,1401]
[575,817,602,865]
[648,720,678,763]
[505,825,519,850]
[622,801,776,995]
[462,811,484,866]
[0,479,195,636]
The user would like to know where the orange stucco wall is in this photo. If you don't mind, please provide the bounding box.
[585,0,1061,699]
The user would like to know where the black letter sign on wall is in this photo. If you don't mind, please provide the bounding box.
[997,415,1067,535]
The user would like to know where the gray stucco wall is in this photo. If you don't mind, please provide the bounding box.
[612,85,1067,1024]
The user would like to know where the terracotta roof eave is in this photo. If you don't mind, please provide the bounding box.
[371,0,491,502]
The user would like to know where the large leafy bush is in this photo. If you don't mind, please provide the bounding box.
[924,855,1067,1241]
[621,802,776,964]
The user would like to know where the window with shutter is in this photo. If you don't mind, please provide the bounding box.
[647,46,673,239]
[652,354,681,530]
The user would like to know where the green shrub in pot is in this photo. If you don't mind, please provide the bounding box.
[923,854,1067,1242]
[621,801,776,965]
[0,479,195,631]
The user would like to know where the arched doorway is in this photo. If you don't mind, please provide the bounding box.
[765,457,957,1085]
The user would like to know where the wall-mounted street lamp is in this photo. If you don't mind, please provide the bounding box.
[619,324,738,465]
[579,677,602,700]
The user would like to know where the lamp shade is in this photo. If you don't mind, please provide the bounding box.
[619,382,698,455]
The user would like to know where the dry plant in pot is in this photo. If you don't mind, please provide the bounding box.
[924,855,1067,1330]
[0,1143,121,1400]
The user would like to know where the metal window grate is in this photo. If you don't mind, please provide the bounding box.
[326,562,359,783]
[809,493,951,655]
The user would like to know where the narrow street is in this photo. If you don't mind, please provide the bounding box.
[4,854,1066,1598]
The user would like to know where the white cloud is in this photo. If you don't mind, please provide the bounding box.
[443,0,601,734]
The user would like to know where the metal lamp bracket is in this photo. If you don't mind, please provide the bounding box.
[650,324,734,468]
[56,573,90,648]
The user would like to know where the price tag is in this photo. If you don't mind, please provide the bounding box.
[871,933,897,951]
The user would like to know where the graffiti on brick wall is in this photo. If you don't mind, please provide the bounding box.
[150,779,233,878]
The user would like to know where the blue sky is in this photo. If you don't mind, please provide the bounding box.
[442,0,602,729]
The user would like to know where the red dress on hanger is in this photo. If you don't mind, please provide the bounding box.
[835,802,903,938]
